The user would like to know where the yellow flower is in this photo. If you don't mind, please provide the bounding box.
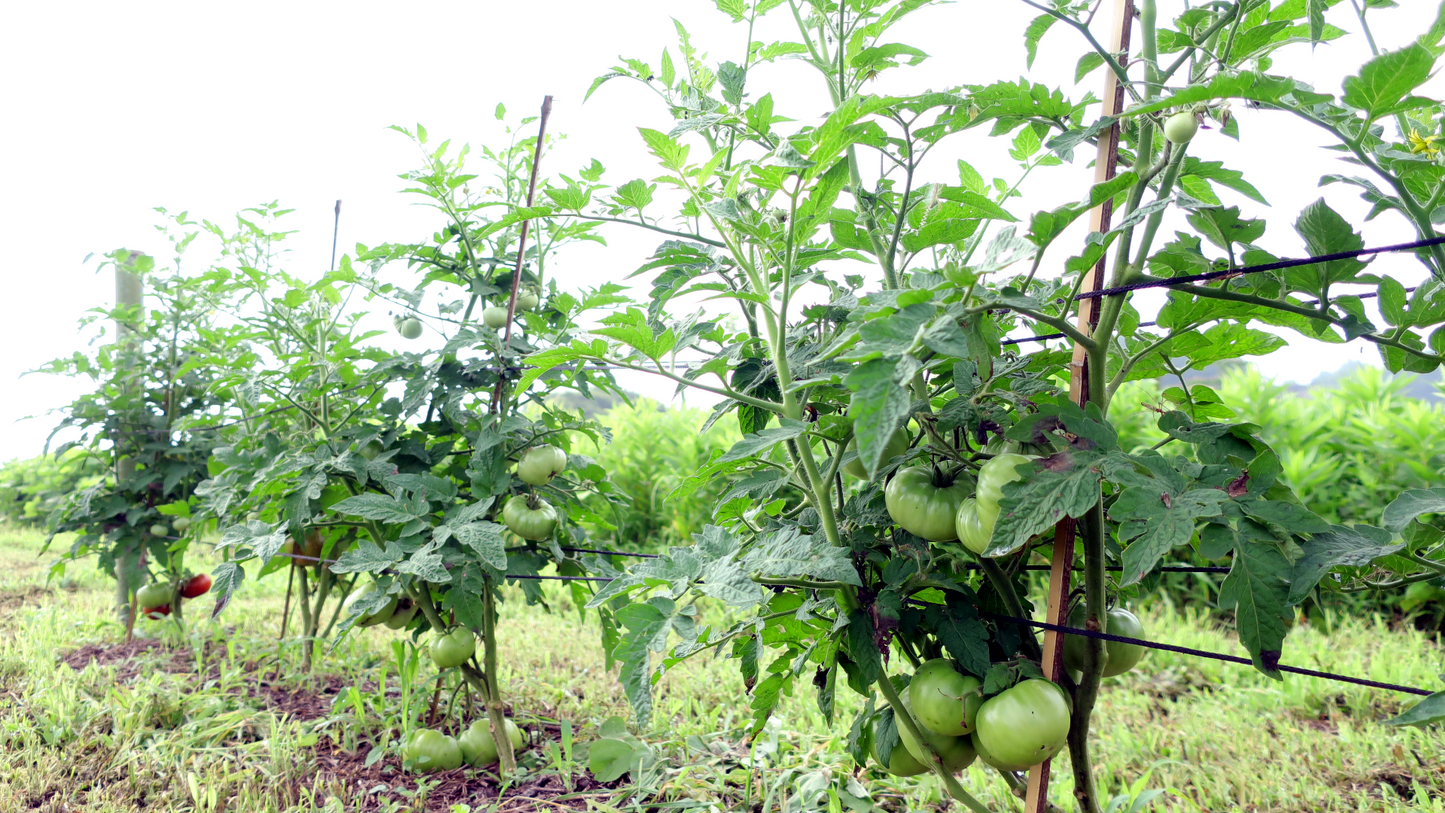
[1407,128,1440,157]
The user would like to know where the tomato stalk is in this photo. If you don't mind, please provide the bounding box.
[481,580,517,774]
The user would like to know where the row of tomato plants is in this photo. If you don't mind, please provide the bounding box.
[38,0,1445,808]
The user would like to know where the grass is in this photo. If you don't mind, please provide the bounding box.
[0,524,1443,812]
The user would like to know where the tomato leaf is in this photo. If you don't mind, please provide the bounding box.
[1383,691,1445,727]
[1382,488,1445,531]
[744,526,863,586]
[1114,488,1230,585]
[1216,520,1292,678]
[925,602,991,678]
[984,450,1108,557]
[611,596,677,726]
[1287,524,1403,603]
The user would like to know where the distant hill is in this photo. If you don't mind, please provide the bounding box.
[1183,359,1442,401]
[547,388,663,418]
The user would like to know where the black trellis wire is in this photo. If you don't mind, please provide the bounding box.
[977,610,1434,698]
[1074,235,1445,301]
[269,551,1430,697]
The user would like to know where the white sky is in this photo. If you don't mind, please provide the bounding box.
[1,1,1439,463]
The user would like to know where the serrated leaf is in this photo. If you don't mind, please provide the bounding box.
[717,418,808,463]
[1288,524,1404,603]
[612,597,676,726]
[1217,521,1291,677]
[1342,43,1435,121]
[330,539,404,574]
[1115,488,1230,584]
[985,451,1106,557]
[332,493,429,524]
[926,603,990,678]
[744,526,861,586]
[447,521,509,569]
[1382,488,1445,531]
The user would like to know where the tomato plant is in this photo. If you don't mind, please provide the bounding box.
[36,233,233,634]
[191,111,638,778]
[511,1,1445,808]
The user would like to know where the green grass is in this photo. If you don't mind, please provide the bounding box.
[0,524,1443,812]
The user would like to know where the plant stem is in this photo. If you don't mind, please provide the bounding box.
[1065,500,1108,813]
[482,579,517,775]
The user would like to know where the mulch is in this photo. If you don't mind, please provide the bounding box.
[55,639,622,811]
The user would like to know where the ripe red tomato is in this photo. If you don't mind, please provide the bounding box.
[181,573,213,599]
[142,604,172,620]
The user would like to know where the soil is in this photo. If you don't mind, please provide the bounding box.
[56,639,620,811]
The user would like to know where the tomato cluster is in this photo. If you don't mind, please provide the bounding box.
[136,573,212,620]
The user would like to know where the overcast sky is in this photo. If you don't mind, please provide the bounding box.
[1,1,1439,463]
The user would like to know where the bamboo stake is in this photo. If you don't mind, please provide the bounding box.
[1026,2,1134,811]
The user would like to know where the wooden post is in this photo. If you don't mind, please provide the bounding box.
[113,250,146,627]
[1025,1,1134,810]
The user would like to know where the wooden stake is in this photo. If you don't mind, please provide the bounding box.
[1026,1,1134,810]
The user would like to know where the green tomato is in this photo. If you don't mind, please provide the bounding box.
[1164,110,1199,144]
[403,729,463,773]
[430,627,476,669]
[483,306,510,329]
[893,693,976,773]
[358,441,384,461]
[909,659,984,737]
[172,516,192,533]
[384,598,419,630]
[458,718,525,766]
[517,444,568,486]
[397,317,423,340]
[1062,605,1147,677]
[344,588,398,627]
[971,730,1031,773]
[973,679,1071,770]
[149,524,170,537]
[870,719,929,777]
[516,286,541,312]
[503,495,558,541]
[884,467,972,542]
[975,453,1034,530]
[954,498,991,556]
[843,428,909,480]
[137,582,171,608]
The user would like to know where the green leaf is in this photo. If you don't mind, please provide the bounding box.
[589,738,641,781]
[1123,72,1305,116]
[1383,488,1445,530]
[985,451,1106,557]
[612,596,676,726]
[744,526,862,586]
[1075,52,1105,83]
[1291,199,1368,295]
[1378,276,1409,326]
[446,521,509,570]
[638,127,691,171]
[394,549,451,583]
[330,539,404,575]
[1217,521,1292,677]
[846,357,917,478]
[1023,15,1056,68]
[1383,691,1445,727]
[1288,524,1403,603]
[332,493,429,524]
[926,602,991,678]
[1114,488,1230,584]
[1342,43,1436,121]
[1305,0,1326,44]
[717,418,808,464]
